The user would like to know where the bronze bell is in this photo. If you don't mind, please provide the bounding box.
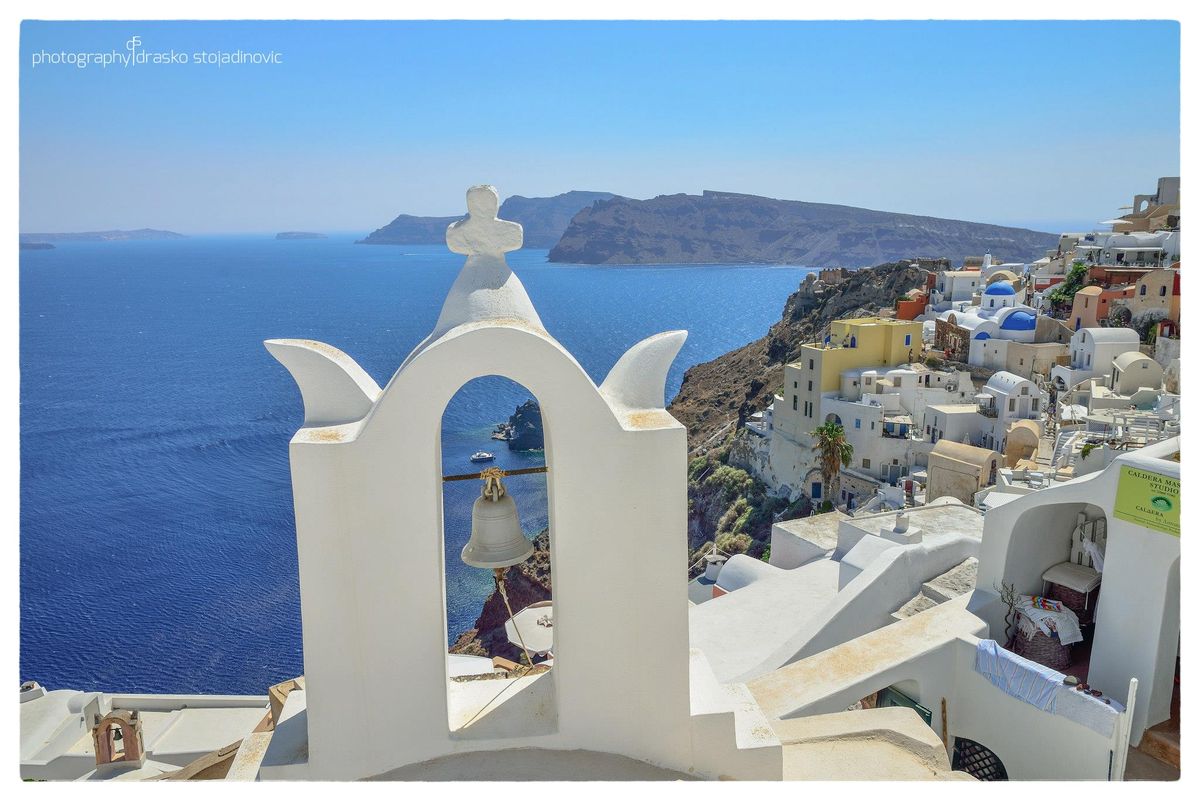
[461,469,533,569]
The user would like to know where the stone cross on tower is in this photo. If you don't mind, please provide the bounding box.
[402,184,545,365]
[446,185,523,257]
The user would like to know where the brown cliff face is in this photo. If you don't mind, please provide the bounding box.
[549,191,1056,266]
[668,261,929,454]
[449,529,551,662]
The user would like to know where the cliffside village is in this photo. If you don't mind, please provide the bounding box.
[735,177,1180,516]
[21,182,1181,782]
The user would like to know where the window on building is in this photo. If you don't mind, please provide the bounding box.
[809,359,814,369]
[792,395,798,411]
[793,381,797,389]
[1008,398,1015,412]
[1032,399,1039,412]
[862,458,871,469]
[808,380,813,391]
[855,419,861,429]
[1160,285,1168,297]
[904,334,912,346]
[1086,354,1091,366]
[1083,297,1088,308]
[1140,284,1148,296]
[871,421,875,430]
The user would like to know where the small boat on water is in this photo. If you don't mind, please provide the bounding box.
[470,451,495,463]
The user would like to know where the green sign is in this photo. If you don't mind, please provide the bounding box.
[1113,466,1180,537]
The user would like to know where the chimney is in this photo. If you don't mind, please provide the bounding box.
[881,511,923,544]
[703,552,728,582]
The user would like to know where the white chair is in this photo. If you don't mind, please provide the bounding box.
[1041,512,1106,617]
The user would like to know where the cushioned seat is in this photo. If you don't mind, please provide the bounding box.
[1041,561,1101,594]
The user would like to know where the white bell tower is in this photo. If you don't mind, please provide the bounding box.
[258,186,777,780]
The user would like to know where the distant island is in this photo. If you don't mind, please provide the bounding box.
[549,190,1058,267]
[358,190,616,249]
[19,242,55,250]
[275,232,327,240]
[19,229,186,243]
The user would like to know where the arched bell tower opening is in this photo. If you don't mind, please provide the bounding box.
[439,374,555,735]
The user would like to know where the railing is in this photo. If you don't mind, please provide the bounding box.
[745,420,771,437]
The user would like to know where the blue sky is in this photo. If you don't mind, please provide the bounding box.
[20,20,1179,234]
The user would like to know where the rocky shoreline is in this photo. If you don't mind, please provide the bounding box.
[491,399,544,451]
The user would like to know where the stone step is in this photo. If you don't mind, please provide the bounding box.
[1137,725,1180,769]
[892,558,979,620]
[921,557,978,603]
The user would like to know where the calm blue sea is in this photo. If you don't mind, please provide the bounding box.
[20,236,810,694]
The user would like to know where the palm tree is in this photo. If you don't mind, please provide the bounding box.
[811,420,853,507]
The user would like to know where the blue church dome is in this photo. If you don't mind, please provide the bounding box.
[1000,310,1037,331]
[984,281,1016,296]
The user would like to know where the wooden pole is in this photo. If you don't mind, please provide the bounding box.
[940,698,949,751]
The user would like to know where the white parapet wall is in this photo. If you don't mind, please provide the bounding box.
[747,600,1137,780]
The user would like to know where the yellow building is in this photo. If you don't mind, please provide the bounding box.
[775,317,924,442]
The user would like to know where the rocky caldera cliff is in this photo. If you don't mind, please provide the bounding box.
[500,399,544,451]
[549,190,1056,267]
[490,191,617,248]
[668,260,929,454]
[357,190,616,248]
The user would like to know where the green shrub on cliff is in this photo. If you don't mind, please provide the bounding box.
[686,447,791,560]
[704,464,756,506]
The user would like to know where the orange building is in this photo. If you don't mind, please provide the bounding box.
[1069,284,1134,330]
